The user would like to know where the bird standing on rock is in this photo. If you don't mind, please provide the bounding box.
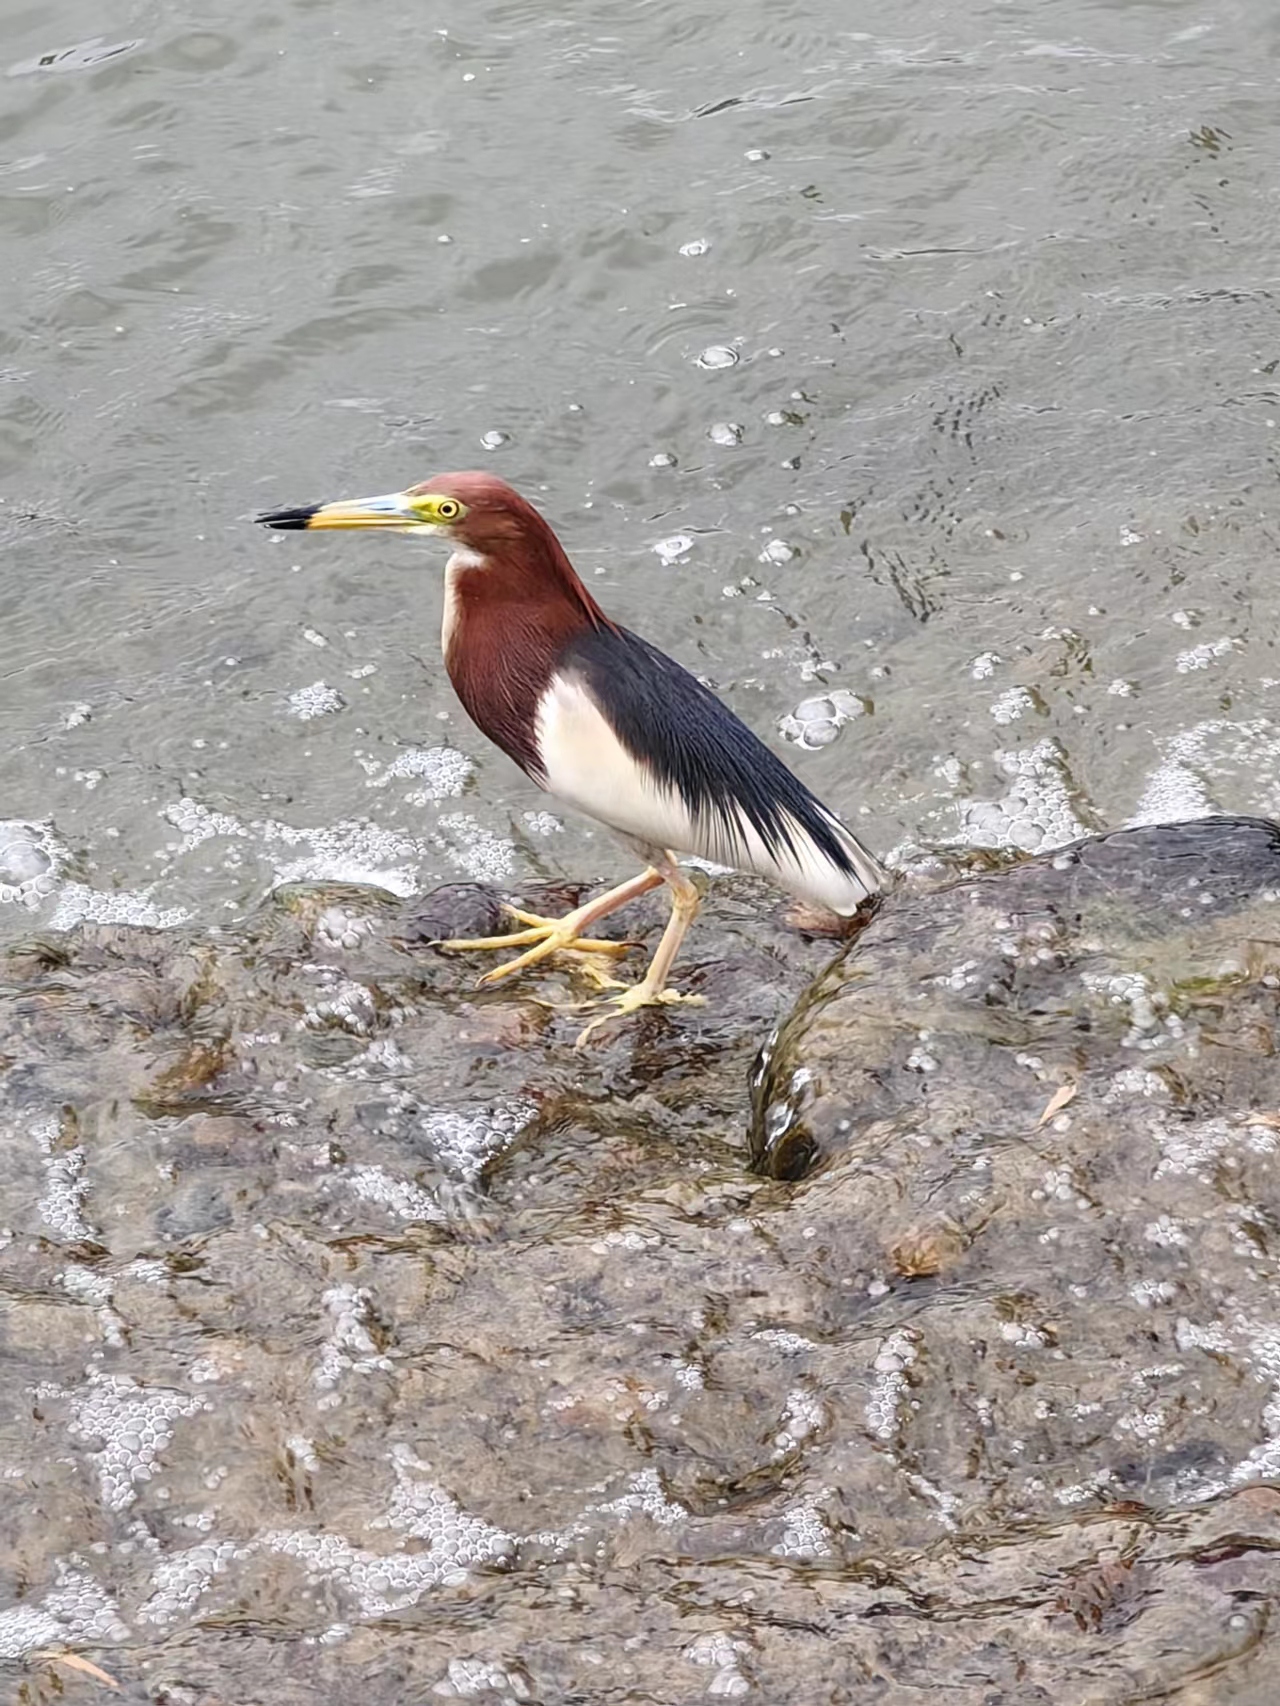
[257,472,885,1042]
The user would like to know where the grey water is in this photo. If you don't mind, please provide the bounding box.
[3,0,1279,926]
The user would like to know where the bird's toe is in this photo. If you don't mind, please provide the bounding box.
[499,905,561,930]
[572,983,705,1047]
[433,927,546,953]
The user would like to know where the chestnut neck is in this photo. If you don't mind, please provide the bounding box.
[441,530,614,780]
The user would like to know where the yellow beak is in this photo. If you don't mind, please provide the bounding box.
[256,491,441,534]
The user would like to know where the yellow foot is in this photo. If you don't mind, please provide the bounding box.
[574,961,633,993]
[574,983,706,1049]
[433,904,634,987]
[527,966,633,1016]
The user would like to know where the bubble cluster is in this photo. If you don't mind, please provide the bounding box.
[314,906,374,950]
[1080,969,1174,1047]
[434,1656,532,1698]
[265,815,424,894]
[287,681,346,720]
[1228,1326,1280,1485]
[58,1262,125,1346]
[260,1446,513,1616]
[420,1100,536,1182]
[685,1630,751,1697]
[137,1539,241,1625]
[587,1467,686,1528]
[0,818,61,908]
[434,811,516,883]
[1176,636,1237,673]
[949,738,1089,853]
[0,1562,127,1659]
[751,1328,816,1355]
[162,798,248,853]
[365,744,474,801]
[772,1387,825,1459]
[351,1036,414,1073]
[990,685,1035,725]
[778,689,867,750]
[1151,1115,1238,1182]
[1144,1214,1190,1248]
[772,1497,834,1560]
[34,1114,93,1242]
[865,1330,917,1442]
[1107,1066,1168,1100]
[343,1164,444,1224]
[49,882,191,931]
[47,1371,204,1511]
[1131,718,1280,827]
[303,974,377,1036]
[313,1284,392,1399]
[0,1603,62,1660]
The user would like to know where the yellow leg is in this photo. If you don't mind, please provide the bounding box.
[575,863,706,1047]
[434,867,663,987]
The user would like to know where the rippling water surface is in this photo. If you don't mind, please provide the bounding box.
[4,0,1280,1698]
[3,0,1279,923]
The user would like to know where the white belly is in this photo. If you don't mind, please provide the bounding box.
[533,673,697,850]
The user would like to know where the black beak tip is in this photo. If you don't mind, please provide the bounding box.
[256,505,319,531]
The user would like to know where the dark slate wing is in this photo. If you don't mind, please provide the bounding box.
[558,624,883,899]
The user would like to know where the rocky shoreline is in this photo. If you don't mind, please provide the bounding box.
[3,819,1280,1700]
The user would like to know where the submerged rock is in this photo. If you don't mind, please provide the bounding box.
[4,827,1280,1700]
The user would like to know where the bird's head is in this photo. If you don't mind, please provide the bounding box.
[256,471,546,553]
[256,469,613,632]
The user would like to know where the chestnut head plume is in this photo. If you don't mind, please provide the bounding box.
[414,472,612,629]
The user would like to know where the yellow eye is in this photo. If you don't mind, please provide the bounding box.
[435,497,462,521]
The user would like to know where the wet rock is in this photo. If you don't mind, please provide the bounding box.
[388,881,509,946]
[747,816,1280,1577]
[5,837,1280,1700]
[753,815,1280,1174]
[887,1213,972,1278]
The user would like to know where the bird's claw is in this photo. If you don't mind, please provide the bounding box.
[574,962,632,993]
[470,939,632,988]
[573,985,706,1048]
[431,904,636,986]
